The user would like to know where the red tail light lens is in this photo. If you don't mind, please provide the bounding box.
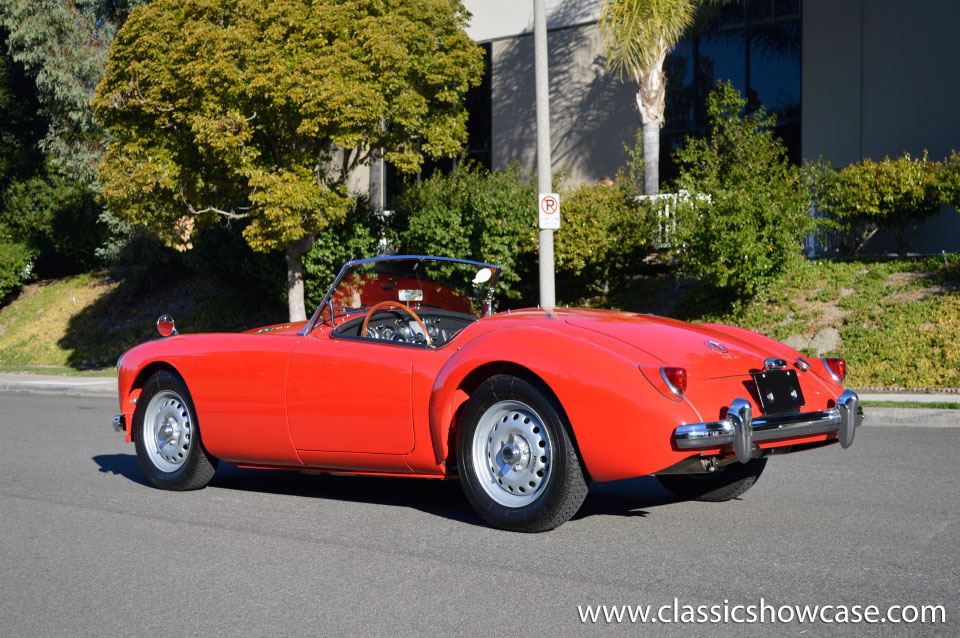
[661,367,688,397]
[822,357,846,383]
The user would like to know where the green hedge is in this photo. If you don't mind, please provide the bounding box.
[813,151,952,255]
[671,82,813,298]
[0,238,33,300]
[390,162,655,305]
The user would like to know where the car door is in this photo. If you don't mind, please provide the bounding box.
[286,334,416,455]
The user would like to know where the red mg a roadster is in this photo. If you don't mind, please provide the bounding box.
[113,255,863,532]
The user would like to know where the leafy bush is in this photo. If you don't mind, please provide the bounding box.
[554,175,655,297]
[0,172,106,276]
[0,238,34,301]
[944,150,960,210]
[391,162,656,305]
[671,82,813,298]
[303,196,384,309]
[108,227,186,295]
[391,163,538,303]
[814,152,950,255]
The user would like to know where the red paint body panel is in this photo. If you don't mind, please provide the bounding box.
[116,306,848,482]
[287,336,417,454]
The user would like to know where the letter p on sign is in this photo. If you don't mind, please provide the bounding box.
[539,193,560,229]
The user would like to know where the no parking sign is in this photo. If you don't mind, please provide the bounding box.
[538,193,560,229]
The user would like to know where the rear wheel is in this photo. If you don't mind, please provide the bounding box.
[133,370,218,490]
[657,458,767,502]
[457,374,588,532]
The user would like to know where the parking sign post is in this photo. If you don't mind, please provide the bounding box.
[534,0,556,308]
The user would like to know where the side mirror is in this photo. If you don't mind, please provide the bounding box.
[157,315,177,337]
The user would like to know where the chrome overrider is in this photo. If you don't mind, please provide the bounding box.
[673,390,864,464]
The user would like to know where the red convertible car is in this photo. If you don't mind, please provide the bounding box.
[113,255,863,532]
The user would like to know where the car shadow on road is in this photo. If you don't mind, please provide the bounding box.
[92,453,682,526]
[212,463,487,526]
[573,476,679,520]
[92,453,152,487]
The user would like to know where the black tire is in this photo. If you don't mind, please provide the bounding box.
[133,370,218,490]
[456,374,588,532]
[657,458,767,502]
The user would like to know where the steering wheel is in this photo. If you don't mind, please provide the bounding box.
[361,301,432,346]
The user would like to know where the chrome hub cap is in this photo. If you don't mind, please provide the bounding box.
[143,390,192,473]
[471,400,552,507]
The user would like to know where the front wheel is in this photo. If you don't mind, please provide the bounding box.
[133,370,218,490]
[657,458,767,502]
[457,374,588,532]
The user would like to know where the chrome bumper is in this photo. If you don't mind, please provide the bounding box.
[113,414,125,433]
[674,390,863,464]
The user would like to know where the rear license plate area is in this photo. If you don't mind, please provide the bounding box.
[751,369,805,415]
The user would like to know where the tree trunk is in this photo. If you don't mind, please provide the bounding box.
[635,41,668,196]
[285,234,315,322]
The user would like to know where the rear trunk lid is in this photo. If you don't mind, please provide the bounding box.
[563,313,774,378]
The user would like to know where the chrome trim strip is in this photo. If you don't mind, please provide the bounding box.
[674,391,863,461]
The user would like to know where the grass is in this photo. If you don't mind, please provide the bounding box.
[0,270,285,371]
[597,253,960,389]
[861,400,960,410]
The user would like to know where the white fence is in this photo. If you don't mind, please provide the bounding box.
[636,190,710,249]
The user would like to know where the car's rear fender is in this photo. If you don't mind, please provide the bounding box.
[429,326,703,482]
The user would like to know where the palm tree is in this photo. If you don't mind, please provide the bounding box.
[599,0,703,195]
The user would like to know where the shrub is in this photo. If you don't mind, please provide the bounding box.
[0,172,106,276]
[944,150,960,210]
[554,175,655,297]
[671,82,813,298]
[303,196,384,308]
[391,163,538,303]
[0,238,34,301]
[814,152,949,255]
[391,162,657,306]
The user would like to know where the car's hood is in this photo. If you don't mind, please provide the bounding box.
[563,313,780,378]
[242,321,308,335]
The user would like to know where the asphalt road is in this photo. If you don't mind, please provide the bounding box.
[1,392,957,637]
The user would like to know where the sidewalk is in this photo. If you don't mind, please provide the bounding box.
[0,372,116,398]
[0,371,957,426]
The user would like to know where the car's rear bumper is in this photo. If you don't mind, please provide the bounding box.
[674,390,863,463]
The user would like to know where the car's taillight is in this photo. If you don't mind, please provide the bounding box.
[661,366,688,397]
[822,357,846,383]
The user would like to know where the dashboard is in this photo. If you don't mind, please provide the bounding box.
[333,309,475,348]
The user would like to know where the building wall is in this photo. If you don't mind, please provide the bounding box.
[491,22,638,186]
[803,0,960,252]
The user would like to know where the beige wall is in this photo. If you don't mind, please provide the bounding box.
[803,0,960,252]
[491,22,639,187]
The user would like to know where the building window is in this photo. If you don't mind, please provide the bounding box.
[660,0,801,182]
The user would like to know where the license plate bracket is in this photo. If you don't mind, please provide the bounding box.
[751,369,805,415]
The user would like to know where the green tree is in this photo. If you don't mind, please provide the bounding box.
[1,1,149,183]
[672,81,812,296]
[599,0,699,196]
[93,0,483,321]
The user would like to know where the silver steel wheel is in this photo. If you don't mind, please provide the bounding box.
[141,389,192,473]
[471,399,552,507]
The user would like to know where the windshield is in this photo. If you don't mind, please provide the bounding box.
[311,256,500,328]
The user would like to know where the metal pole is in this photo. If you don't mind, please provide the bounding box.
[534,0,555,308]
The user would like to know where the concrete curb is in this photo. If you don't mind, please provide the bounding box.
[862,407,960,428]
[0,374,116,398]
